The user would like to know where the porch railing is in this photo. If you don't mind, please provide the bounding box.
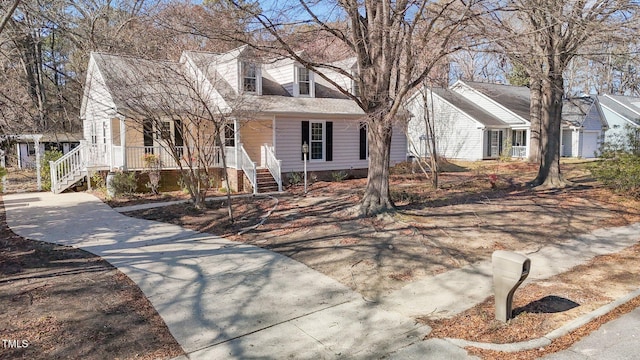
[238,143,257,194]
[263,144,282,192]
[50,144,86,194]
[511,146,527,158]
[124,146,222,170]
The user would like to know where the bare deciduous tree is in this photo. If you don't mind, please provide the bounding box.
[225,0,481,215]
[479,0,639,188]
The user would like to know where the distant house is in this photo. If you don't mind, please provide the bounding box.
[560,96,607,158]
[597,94,640,149]
[405,80,607,161]
[12,133,81,169]
[51,46,406,193]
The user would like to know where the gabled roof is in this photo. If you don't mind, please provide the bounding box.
[183,48,360,116]
[598,94,640,126]
[90,52,198,114]
[461,81,531,121]
[458,81,606,128]
[89,47,363,119]
[431,88,508,128]
[562,96,602,128]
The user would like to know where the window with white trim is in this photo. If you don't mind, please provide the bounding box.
[310,122,324,160]
[242,62,257,93]
[298,67,310,96]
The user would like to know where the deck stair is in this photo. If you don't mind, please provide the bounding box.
[256,168,280,193]
[50,144,86,194]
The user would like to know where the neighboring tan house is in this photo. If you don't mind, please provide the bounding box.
[405,80,606,161]
[597,94,640,150]
[51,46,406,193]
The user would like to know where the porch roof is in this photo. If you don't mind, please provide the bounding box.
[241,95,365,117]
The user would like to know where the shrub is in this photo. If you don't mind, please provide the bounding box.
[331,170,348,182]
[40,150,64,191]
[589,154,640,199]
[91,171,106,191]
[109,171,137,197]
[143,154,162,194]
[0,167,6,192]
[287,171,303,186]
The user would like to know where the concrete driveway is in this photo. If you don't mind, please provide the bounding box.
[3,192,427,359]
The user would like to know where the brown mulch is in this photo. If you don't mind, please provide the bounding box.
[424,243,640,360]
[0,197,183,360]
[118,161,640,359]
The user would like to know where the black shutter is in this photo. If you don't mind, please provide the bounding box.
[359,122,367,160]
[326,121,333,161]
[143,119,154,156]
[302,121,309,160]
[499,130,503,155]
[174,120,183,146]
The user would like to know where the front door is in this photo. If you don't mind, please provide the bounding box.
[487,130,503,158]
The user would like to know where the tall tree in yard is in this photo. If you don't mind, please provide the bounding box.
[226,0,480,215]
[480,0,638,188]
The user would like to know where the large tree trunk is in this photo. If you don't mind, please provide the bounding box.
[361,112,394,216]
[528,77,542,163]
[531,73,569,188]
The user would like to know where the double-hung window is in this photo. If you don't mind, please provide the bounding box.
[242,62,257,93]
[310,122,324,160]
[298,67,310,96]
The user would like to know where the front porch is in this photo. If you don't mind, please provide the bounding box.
[49,141,282,194]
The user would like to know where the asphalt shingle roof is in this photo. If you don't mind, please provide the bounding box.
[599,94,640,126]
[432,88,508,127]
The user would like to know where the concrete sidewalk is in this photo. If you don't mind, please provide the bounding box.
[4,192,640,359]
[3,192,427,359]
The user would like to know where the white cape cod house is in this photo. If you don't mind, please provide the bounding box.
[597,94,640,150]
[405,81,606,161]
[50,46,407,193]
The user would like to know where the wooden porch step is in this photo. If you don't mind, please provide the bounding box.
[255,168,279,193]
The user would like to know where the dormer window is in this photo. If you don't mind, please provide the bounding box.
[295,66,314,97]
[242,62,257,93]
[352,79,360,97]
[298,67,310,96]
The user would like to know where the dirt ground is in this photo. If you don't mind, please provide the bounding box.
[3,160,640,359]
[125,160,640,358]
[0,198,183,360]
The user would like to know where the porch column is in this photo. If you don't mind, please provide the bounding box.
[16,143,21,168]
[120,116,127,170]
[34,135,42,191]
[234,117,240,168]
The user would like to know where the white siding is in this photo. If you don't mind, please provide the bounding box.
[453,85,526,125]
[582,104,604,131]
[601,106,638,147]
[217,58,239,93]
[315,67,352,93]
[406,92,485,161]
[274,117,406,173]
[82,57,115,148]
[264,62,295,95]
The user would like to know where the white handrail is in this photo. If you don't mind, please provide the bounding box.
[263,144,282,192]
[238,144,257,194]
[49,144,86,194]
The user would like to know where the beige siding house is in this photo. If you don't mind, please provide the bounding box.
[51,46,407,193]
